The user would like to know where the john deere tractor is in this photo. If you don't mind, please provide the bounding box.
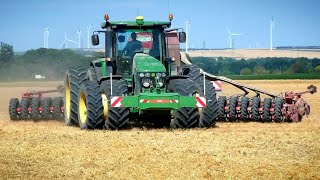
[63,14,218,130]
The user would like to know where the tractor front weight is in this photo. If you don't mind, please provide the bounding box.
[110,93,206,110]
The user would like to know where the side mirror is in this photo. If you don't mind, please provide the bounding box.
[179,32,186,43]
[91,34,99,46]
[118,35,125,42]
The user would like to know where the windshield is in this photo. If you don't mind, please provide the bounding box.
[116,28,162,59]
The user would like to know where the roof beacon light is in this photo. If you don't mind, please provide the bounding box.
[136,16,144,25]
[169,14,174,21]
[104,14,109,21]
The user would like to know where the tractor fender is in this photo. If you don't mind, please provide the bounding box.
[89,60,104,82]
[165,75,189,85]
[99,75,122,85]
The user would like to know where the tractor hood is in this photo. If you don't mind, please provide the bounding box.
[133,54,166,72]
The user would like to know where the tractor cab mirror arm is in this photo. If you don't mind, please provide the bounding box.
[91,30,107,46]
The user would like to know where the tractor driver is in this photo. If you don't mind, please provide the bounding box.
[122,32,142,57]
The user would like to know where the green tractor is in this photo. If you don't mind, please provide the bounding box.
[63,14,218,130]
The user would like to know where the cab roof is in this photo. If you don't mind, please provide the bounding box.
[102,21,171,29]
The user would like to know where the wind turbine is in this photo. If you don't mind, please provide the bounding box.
[270,17,275,50]
[77,29,82,49]
[86,25,92,49]
[185,18,190,53]
[43,27,49,48]
[59,33,78,49]
[226,27,242,49]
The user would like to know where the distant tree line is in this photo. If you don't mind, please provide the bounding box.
[0,42,320,81]
[191,56,320,76]
[0,42,103,81]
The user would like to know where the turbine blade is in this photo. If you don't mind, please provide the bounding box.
[226,26,231,34]
[59,40,66,48]
[68,39,78,44]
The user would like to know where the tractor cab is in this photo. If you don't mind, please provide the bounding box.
[90,14,186,84]
[114,28,163,77]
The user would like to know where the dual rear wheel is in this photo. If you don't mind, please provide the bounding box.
[76,80,130,130]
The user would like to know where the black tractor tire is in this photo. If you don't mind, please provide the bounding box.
[251,97,261,121]
[64,68,87,126]
[41,97,52,120]
[52,97,64,120]
[167,79,200,129]
[182,65,202,82]
[217,96,227,121]
[262,98,272,122]
[228,96,238,122]
[101,80,130,130]
[20,98,30,120]
[182,65,217,128]
[30,98,41,120]
[9,98,20,120]
[239,97,249,121]
[274,98,284,122]
[78,81,104,130]
[198,80,218,128]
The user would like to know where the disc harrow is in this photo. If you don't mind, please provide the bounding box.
[7,65,317,124]
[8,85,64,121]
[216,85,317,123]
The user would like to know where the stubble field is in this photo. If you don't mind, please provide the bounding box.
[0,80,319,179]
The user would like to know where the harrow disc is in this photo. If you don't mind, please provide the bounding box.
[251,97,261,122]
[42,97,53,120]
[20,98,31,120]
[9,98,20,120]
[274,98,284,122]
[239,97,249,121]
[262,98,272,122]
[30,98,42,120]
[52,97,64,120]
[228,96,238,122]
[217,96,227,121]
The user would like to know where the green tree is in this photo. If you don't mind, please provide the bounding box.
[240,68,252,75]
[289,61,307,73]
[315,65,320,72]
[0,42,14,64]
[253,65,270,74]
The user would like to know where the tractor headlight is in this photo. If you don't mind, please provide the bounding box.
[142,78,150,88]
[143,82,150,87]
[138,72,166,88]
[145,73,150,77]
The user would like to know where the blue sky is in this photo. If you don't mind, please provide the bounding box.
[0,0,319,51]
